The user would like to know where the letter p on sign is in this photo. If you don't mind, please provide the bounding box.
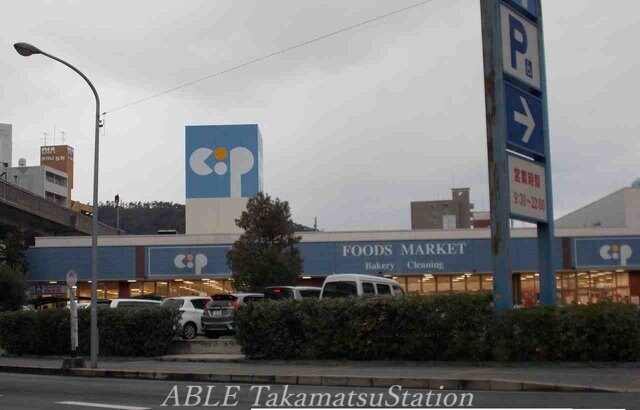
[501,4,541,89]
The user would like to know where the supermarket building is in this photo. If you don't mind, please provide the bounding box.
[23,124,640,306]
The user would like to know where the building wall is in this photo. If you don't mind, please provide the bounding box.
[6,166,45,196]
[185,124,262,234]
[411,188,472,229]
[624,188,640,228]
[40,145,74,202]
[5,165,69,207]
[556,189,627,228]
[185,197,247,234]
[0,123,11,169]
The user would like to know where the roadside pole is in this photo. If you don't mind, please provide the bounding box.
[480,0,556,308]
[62,270,84,369]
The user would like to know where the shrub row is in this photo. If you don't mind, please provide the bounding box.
[235,294,640,361]
[0,307,180,357]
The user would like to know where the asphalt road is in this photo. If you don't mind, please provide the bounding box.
[0,372,638,410]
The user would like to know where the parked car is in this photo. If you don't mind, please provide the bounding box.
[201,293,263,338]
[263,286,321,300]
[160,296,211,339]
[108,298,161,308]
[320,274,405,299]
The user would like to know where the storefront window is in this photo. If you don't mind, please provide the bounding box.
[143,281,155,295]
[436,276,451,293]
[406,277,421,294]
[482,274,493,291]
[451,275,466,293]
[129,282,142,298]
[520,273,537,307]
[422,275,436,293]
[77,282,91,299]
[466,274,481,292]
[156,281,169,297]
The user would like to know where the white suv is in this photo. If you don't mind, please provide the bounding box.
[161,296,211,339]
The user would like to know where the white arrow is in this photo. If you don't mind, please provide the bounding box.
[514,96,535,143]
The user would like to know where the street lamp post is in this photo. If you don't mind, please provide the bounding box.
[14,42,101,368]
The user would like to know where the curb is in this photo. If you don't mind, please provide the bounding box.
[0,365,627,393]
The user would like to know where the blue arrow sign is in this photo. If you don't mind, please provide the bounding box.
[505,82,544,157]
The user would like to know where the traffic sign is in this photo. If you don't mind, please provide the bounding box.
[508,154,547,222]
[66,270,78,287]
[500,4,540,90]
[505,82,544,157]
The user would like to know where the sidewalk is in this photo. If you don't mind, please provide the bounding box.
[1,354,639,393]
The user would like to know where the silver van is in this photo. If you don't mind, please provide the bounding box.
[320,274,405,299]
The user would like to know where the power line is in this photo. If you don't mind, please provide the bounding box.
[104,0,435,115]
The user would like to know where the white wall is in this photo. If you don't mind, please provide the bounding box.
[556,189,627,228]
[186,197,248,234]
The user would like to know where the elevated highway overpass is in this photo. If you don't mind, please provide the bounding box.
[0,178,118,238]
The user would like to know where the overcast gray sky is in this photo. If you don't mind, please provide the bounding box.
[1,0,639,231]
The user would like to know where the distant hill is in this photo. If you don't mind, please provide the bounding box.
[98,201,314,235]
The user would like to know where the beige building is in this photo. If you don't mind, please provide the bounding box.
[411,188,473,230]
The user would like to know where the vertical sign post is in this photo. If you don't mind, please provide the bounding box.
[481,0,556,308]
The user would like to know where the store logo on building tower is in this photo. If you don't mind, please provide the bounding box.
[185,125,262,199]
[174,253,208,275]
[189,146,254,197]
[600,244,633,266]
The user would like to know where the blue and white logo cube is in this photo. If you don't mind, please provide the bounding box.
[185,124,263,199]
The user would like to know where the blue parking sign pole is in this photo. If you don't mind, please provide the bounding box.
[534,0,557,305]
[481,0,557,308]
[480,0,513,310]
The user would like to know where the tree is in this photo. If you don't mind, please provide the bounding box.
[0,230,27,272]
[0,265,27,312]
[227,193,303,292]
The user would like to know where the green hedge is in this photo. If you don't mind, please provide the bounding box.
[236,294,640,361]
[0,307,180,357]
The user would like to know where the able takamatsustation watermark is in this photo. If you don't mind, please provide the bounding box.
[161,384,474,408]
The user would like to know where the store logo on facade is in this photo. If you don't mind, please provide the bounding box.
[600,244,633,266]
[174,252,208,275]
[189,145,254,198]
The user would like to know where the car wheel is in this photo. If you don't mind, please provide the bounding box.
[183,322,197,340]
[204,331,220,339]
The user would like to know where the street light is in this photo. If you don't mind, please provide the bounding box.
[14,42,102,368]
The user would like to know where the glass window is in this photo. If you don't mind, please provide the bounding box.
[376,283,392,295]
[105,282,119,299]
[161,298,185,309]
[422,275,436,294]
[392,284,405,296]
[322,281,358,298]
[362,282,375,295]
[299,289,321,298]
[142,281,154,295]
[156,281,169,297]
[466,275,481,292]
[242,295,263,304]
[452,276,466,293]
[406,277,421,294]
[437,276,451,293]
[191,298,210,310]
[264,288,294,300]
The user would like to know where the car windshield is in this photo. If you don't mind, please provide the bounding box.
[161,299,184,309]
[322,281,357,298]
